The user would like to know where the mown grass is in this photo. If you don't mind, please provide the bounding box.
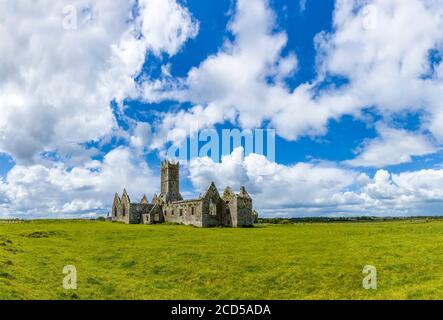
[1,219,443,299]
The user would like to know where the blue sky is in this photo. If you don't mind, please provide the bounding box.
[1,0,443,218]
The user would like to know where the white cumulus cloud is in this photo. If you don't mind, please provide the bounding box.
[344,125,438,168]
[0,0,198,164]
[143,0,443,160]
[0,0,198,216]
[188,148,443,217]
[189,148,357,213]
[0,147,157,218]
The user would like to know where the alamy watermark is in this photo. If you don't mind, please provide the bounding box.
[362,265,377,290]
[63,265,77,290]
[62,5,77,30]
[361,5,377,30]
[62,5,96,30]
[166,127,276,163]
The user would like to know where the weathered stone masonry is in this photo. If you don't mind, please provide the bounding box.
[112,161,258,227]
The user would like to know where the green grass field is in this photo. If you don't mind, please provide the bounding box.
[1,219,443,300]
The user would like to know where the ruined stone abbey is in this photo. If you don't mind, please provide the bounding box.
[111,161,257,227]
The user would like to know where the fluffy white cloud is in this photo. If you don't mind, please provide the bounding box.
[144,0,308,147]
[0,147,157,218]
[139,0,199,56]
[129,122,153,155]
[188,148,443,217]
[340,169,443,216]
[3,0,443,218]
[0,0,198,164]
[0,0,198,216]
[317,0,443,109]
[189,148,357,212]
[344,125,438,168]
[144,0,443,158]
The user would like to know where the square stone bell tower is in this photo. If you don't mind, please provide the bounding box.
[159,160,183,204]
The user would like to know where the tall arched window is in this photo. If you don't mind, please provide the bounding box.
[209,200,217,216]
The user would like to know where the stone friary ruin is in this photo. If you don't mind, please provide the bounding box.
[112,161,257,227]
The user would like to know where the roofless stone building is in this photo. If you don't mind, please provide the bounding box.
[112,161,257,227]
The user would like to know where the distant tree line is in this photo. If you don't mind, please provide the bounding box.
[257,216,443,224]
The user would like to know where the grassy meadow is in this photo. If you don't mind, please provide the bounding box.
[1,219,443,299]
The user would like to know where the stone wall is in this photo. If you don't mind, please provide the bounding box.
[128,203,153,224]
[112,193,154,224]
[222,188,236,227]
[222,187,254,227]
[201,197,228,227]
[142,204,164,224]
[235,196,254,227]
[163,200,203,227]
